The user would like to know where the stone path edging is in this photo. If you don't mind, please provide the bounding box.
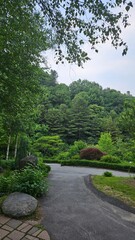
[0,214,50,240]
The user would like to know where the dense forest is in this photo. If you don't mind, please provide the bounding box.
[0,68,135,163]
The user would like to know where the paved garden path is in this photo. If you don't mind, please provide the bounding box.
[40,164,135,240]
[0,215,50,240]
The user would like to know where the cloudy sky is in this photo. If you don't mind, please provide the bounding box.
[44,6,135,96]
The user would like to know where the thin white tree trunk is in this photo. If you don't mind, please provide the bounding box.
[14,134,19,159]
[6,135,11,160]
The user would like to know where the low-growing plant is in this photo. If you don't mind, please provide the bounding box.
[100,155,121,164]
[0,175,15,194]
[0,166,48,198]
[37,162,51,175]
[12,166,48,197]
[103,171,113,177]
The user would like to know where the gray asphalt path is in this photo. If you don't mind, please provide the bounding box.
[40,164,135,240]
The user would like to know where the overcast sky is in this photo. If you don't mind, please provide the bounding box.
[44,6,135,96]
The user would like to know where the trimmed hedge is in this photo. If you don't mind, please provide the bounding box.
[61,160,135,173]
[44,159,61,164]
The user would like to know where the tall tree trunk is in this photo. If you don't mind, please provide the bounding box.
[14,134,19,159]
[6,135,11,160]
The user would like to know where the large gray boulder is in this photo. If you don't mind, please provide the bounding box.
[2,192,38,217]
[19,155,38,169]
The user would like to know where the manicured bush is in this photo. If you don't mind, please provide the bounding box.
[100,155,121,164]
[80,148,106,160]
[61,160,135,172]
[45,159,61,163]
[103,171,113,177]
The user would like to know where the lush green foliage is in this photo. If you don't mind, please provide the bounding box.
[61,160,135,172]
[103,171,113,177]
[37,0,133,65]
[0,165,49,197]
[1,0,134,165]
[0,159,16,170]
[33,135,65,159]
[97,132,115,155]
[100,155,121,164]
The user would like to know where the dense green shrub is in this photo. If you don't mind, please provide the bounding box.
[0,166,48,197]
[80,148,105,160]
[100,155,121,163]
[68,140,87,156]
[37,162,51,174]
[45,159,61,163]
[71,154,80,160]
[97,132,115,155]
[103,171,113,177]
[0,175,15,195]
[12,166,48,197]
[33,135,65,158]
[56,152,70,160]
[56,140,87,161]
[0,159,16,170]
[61,160,135,172]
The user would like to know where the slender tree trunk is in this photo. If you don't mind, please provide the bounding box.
[6,135,11,160]
[14,134,19,159]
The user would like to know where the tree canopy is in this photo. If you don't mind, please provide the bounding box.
[37,0,133,65]
[1,0,133,67]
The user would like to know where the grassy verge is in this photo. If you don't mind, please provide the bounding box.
[92,175,135,208]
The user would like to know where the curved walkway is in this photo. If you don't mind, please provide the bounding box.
[40,164,135,240]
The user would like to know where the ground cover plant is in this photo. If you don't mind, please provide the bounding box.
[0,157,50,199]
[92,175,135,208]
[0,165,48,198]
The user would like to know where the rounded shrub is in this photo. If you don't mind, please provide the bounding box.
[103,171,113,177]
[80,148,106,160]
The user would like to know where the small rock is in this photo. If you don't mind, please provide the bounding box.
[2,192,38,217]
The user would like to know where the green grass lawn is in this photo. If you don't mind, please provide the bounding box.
[92,175,135,208]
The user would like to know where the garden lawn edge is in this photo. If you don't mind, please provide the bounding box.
[84,175,135,214]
